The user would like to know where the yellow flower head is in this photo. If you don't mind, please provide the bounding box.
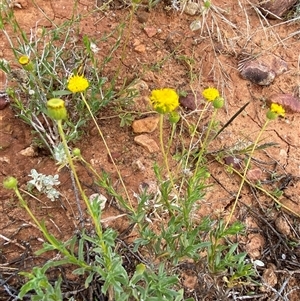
[270,103,285,117]
[150,88,179,114]
[67,74,89,93]
[18,55,30,65]
[267,103,285,120]
[202,87,220,102]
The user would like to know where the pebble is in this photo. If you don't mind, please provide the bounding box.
[19,145,37,157]
[190,20,201,32]
[260,263,278,292]
[247,168,263,181]
[259,0,297,19]
[239,56,287,86]
[184,2,200,15]
[132,116,159,133]
[137,11,150,23]
[134,44,146,53]
[274,215,291,236]
[239,60,276,85]
[144,27,157,38]
[268,94,300,113]
[134,134,159,153]
[179,91,202,111]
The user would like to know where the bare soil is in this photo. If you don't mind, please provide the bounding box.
[1,0,300,300]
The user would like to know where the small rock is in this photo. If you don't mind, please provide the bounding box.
[184,2,200,15]
[134,44,146,53]
[0,156,10,164]
[275,215,291,236]
[190,20,201,31]
[271,57,288,76]
[134,134,159,153]
[245,234,265,259]
[107,152,122,163]
[247,168,263,181]
[268,94,300,113]
[260,263,278,292]
[224,156,243,170]
[0,94,9,110]
[239,60,276,85]
[259,0,297,19]
[132,116,160,133]
[137,11,150,23]
[19,146,37,157]
[132,159,145,171]
[144,27,157,38]
[179,91,202,111]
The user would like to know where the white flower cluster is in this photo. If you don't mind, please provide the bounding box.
[27,169,60,201]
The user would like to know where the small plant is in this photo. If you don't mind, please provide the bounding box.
[27,169,61,202]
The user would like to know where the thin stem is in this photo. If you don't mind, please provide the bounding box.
[159,114,175,216]
[194,106,218,173]
[57,119,104,240]
[80,92,134,212]
[225,119,270,229]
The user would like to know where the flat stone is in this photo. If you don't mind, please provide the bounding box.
[132,116,159,133]
[19,146,37,157]
[134,134,159,153]
[134,44,146,53]
[144,27,157,38]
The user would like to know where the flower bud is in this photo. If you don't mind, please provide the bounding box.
[212,97,224,109]
[3,176,18,190]
[168,111,180,124]
[18,55,34,71]
[47,98,67,121]
[266,110,277,120]
[72,148,81,157]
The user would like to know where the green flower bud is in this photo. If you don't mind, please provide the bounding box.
[3,176,18,190]
[266,110,277,120]
[135,263,146,275]
[72,148,81,157]
[47,98,67,121]
[212,97,224,109]
[168,111,180,124]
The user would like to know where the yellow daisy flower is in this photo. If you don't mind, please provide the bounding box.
[270,103,285,117]
[202,87,220,102]
[266,103,285,120]
[150,88,179,114]
[18,55,30,65]
[67,74,89,93]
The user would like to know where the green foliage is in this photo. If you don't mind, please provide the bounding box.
[0,1,267,300]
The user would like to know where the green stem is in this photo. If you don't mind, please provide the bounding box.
[57,119,104,241]
[194,106,218,173]
[80,92,134,212]
[159,114,175,215]
[225,119,270,229]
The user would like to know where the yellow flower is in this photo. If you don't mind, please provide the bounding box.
[266,103,285,120]
[18,55,34,71]
[202,87,220,102]
[270,103,285,117]
[150,88,179,114]
[18,55,30,65]
[67,74,89,93]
